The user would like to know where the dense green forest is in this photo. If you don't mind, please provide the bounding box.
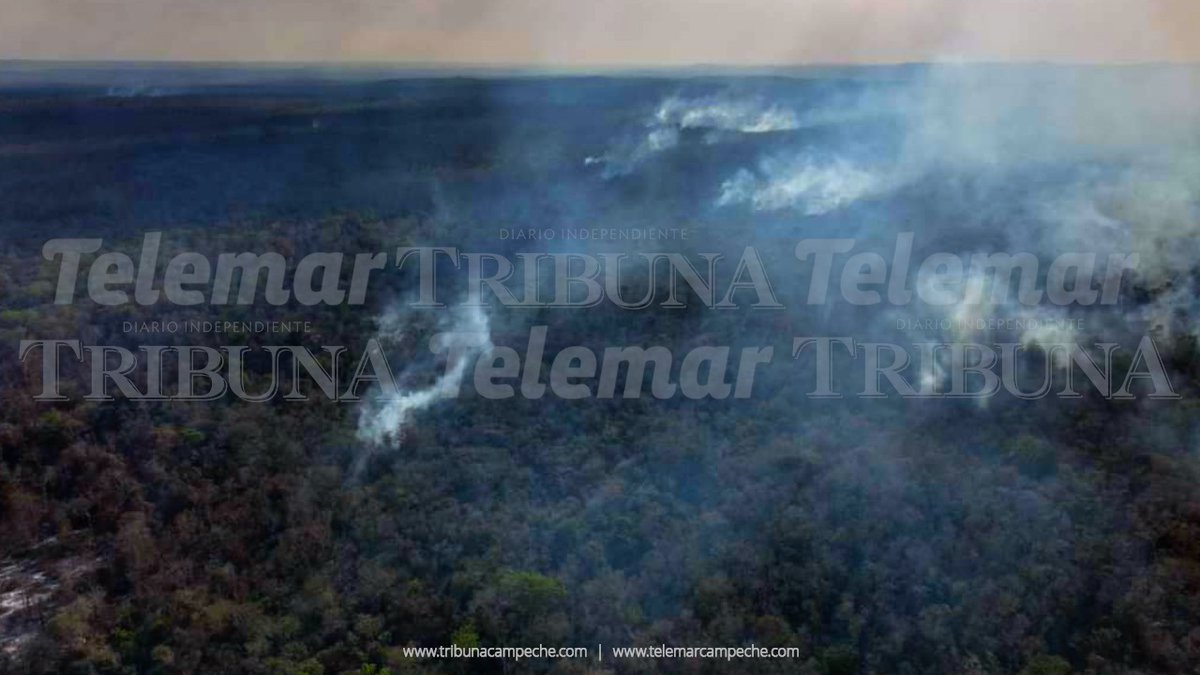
[0,65,1199,675]
[1,215,1199,675]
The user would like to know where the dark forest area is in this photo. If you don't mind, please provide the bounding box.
[0,67,1199,674]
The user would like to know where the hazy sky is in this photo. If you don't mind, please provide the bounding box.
[2,0,1198,65]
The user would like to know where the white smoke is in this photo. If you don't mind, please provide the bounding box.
[653,95,801,134]
[584,126,680,175]
[355,304,493,448]
[586,93,802,176]
[716,155,884,215]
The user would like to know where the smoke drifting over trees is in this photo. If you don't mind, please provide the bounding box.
[0,63,1197,674]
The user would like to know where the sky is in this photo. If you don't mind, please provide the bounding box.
[1,0,1197,66]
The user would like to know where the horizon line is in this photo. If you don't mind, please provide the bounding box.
[2,57,1198,72]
